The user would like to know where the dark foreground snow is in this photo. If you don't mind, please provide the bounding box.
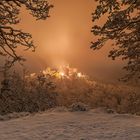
[0,108,140,140]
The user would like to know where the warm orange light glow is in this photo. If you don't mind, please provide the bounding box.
[77,72,82,78]
[26,65,86,80]
[15,0,123,82]
[60,72,65,77]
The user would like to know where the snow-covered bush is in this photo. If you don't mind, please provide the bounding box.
[69,102,89,112]
[0,71,58,115]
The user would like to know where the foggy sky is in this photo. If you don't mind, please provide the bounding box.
[8,0,124,82]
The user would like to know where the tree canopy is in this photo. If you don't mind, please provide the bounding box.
[0,0,53,68]
[91,0,140,81]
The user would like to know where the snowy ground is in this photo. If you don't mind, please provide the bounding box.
[0,108,140,140]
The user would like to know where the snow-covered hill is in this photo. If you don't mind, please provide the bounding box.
[0,108,140,140]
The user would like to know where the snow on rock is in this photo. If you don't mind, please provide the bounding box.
[0,109,140,140]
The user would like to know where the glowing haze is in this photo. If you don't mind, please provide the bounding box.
[14,0,124,83]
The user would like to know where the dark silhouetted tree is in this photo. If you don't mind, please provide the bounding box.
[0,0,53,68]
[91,0,140,81]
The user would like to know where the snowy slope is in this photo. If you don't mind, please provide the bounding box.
[0,109,140,140]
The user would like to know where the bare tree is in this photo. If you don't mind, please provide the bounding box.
[91,0,140,81]
[0,0,53,68]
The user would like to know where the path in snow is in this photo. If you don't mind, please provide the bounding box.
[0,109,140,140]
